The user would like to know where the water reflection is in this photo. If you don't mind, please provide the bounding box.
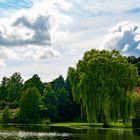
[0,131,70,140]
[0,125,140,140]
[133,128,140,136]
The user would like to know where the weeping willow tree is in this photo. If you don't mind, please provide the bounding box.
[68,49,138,124]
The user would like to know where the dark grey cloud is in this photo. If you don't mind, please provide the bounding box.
[0,15,50,46]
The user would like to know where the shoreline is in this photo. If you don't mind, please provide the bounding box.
[0,122,133,129]
[50,122,132,129]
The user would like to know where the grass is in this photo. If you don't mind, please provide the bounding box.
[50,122,100,129]
[109,122,132,128]
[50,122,132,129]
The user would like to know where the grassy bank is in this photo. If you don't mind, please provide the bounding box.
[50,122,132,129]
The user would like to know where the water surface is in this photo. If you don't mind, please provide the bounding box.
[0,124,139,140]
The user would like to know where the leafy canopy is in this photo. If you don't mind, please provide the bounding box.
[68,49,138,123]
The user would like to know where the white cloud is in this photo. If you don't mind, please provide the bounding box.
[0,46,60,66]
[1,0,140,81]
[101,21,140,56]
[67,0,140,14]
[0,0,73,66]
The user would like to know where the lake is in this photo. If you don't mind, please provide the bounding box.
[0,124,140,140]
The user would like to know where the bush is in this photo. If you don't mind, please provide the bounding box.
[1,106,12,123]
[9,101,19,109]
[11,108,20,123]
[41,119,51,124]
[132,94,140,118]
[0,101,8,110]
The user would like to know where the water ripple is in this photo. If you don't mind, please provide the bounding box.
[0,131,70,138]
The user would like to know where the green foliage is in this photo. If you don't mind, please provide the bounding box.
[136,62,140,76]
[51,76,81,122]
[7,72,23,102]
[46,103,58,122]
[43,84,57,104]
[42,119,51,124]
[20,87,41,123]
[0,77,9,101]
[51,75,67,91]
[127,56,140,76]
[132,94,140,119]
[0,73,80,124]
[0,73,23,110]
[9,100,19,109]
[12,108,20,123]
[68,49,138,123]
[1,51,138,125]
[57,87,75,121]
[24,74,45,95]
[0,100,8,110]
[1,106,12,123]
[41,84,58,122]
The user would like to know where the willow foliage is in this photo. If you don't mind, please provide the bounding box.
[68,49,138,123]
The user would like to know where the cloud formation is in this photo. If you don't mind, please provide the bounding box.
[101,21,140,56]
[0,46,60,66]
[67,0,140,16]
[0,15,50,46]
[0,0,72,66]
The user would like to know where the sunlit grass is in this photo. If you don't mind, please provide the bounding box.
[50,122,132,128]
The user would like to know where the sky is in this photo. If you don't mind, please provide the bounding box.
[0,0,140,82]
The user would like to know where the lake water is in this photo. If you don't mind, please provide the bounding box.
[0,124,140,140]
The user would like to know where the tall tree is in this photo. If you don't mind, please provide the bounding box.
[68,49,138,124]
[24,74,44,95]
[51,76,81,122]
[7,72,23,102]
[41,84,58,122]
[51,75,67,91]
[20,87,40,123]
[0,77,9,101]
[66,78,81,121]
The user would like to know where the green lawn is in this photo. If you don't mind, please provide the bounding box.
[50,122,132,129]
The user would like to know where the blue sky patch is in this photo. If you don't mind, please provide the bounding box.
[127,7,140,14]
[0,0,32,9]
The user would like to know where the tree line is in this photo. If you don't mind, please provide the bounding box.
[0,74,80,123]
[0,49,140,124]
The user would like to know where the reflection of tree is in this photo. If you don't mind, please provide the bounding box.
[0,126,138,140]
[80,128,134,140]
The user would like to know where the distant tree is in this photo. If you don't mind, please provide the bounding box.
[41,84,58,122]
[7,72,23,102]
[0,77,9,101]
[65,78,81,121]
[51,75,67,91]
[57,86,75,122]
[127,56,140,76]
[20,87,40,123]
[68,49,138,124]
[127,56,137,64]
[51,75,81,122]
[24,74,44,95]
